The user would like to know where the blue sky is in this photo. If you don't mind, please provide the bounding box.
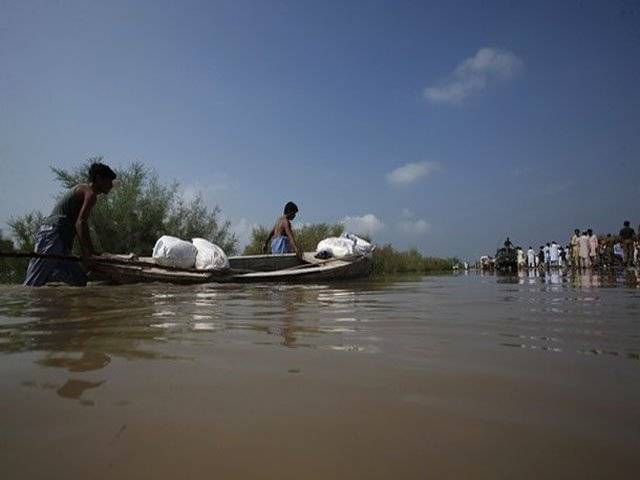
[1,0,639,259]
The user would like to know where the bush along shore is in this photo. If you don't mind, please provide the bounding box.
[244,223,457,277]
[370,244,458,276]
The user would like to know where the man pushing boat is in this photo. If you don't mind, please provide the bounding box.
[24,162,116,286]
[263,201,302,258]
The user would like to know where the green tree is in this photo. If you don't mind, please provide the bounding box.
[9,158,237,258]
[0,229,27,284]
[9,211,46,252]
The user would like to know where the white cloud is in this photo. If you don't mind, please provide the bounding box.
[401,208,414,219]
[386,161,440,186]
[396,208,431,235]
[181,175,232,203]
[231,217,259,251]
[340,214,384,234]
[398,219,431,234]
[424,47,523,104]
[530,180,575,197]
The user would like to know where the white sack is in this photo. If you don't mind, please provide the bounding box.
[192,238,230,270]
[316,237,356,258]
[152,235,197,269]
[341,232,374,255]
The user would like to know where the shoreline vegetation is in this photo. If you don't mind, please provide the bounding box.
[0,161,457,284]
[243,223,459,277]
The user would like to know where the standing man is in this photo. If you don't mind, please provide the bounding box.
[613,241,625,265]
[587,229,599,268]
[559,245,566,268]
[578,231,591,269]
[527,246,535,269]
[564,245,572,268]
[549,241,560,268]
[602,234,615,267]
[516,246,525,269]
[263,201,302,257]
[543,243,551,267]
[619,221,636,267]
[538,246,545,269]
[24,163,116,286]
[570,229,580,268]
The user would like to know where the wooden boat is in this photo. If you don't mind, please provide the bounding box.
[89,252,372,284]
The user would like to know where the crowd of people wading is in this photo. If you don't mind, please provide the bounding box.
[479,220,639,270]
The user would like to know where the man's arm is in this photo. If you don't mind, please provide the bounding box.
[284,221,301,258]
[75,189,98,258]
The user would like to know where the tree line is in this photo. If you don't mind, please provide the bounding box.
[1,159,457,283]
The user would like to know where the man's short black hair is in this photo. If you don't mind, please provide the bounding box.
[284,201,298,215]
[89,162,116,182]
[624,221,630,227]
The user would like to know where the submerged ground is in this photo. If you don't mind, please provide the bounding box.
[1,270,639,479]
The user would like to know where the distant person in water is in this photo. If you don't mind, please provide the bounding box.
[613,241,624,264]
[570,228,580,267]
[24,162,116,286]
[587,229,598,267]
[619,221,636,267]
[543,243,551,266]
[538,246,545,268]
[603,234,615,266]
[578,231,590,268]
[527,246,535,268]
[549,241,559,267]
[263,201,302,257]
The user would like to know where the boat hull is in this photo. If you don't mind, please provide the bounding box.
[90,253,372,285]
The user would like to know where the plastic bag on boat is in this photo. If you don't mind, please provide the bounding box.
[341,232,374,255]
[316,233,374,259]
[152,235,197,269]
[192,238,230,270]
[316,237,356,258]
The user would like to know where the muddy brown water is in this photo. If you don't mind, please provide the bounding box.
[1,270,639,479]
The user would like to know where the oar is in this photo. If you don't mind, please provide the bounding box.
[0,251,251,275]
[0,251,140,265]
[0,251,82,262]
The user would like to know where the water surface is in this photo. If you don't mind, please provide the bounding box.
[1,270,639,479]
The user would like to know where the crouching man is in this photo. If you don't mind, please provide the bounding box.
[24,163,116,286]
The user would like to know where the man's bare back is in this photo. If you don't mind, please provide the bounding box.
[263,202,301,256]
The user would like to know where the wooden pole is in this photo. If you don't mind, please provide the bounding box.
[0,251,81,262]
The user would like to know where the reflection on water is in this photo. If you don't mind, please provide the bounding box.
[0,271,637,382]
[1,271,639,362]
[466,269,640,359]
[56,379,104,405]
[37,352,111,372]
[479,267,640,289]
[1,271,640,477]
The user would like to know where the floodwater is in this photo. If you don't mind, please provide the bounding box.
[1,270,639,479]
